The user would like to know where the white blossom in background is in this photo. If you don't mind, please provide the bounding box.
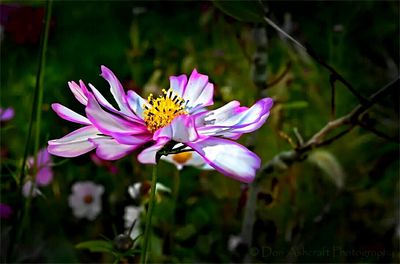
[68,181,104,220]
[228,235,242,252]
[124,205,143,240]
[22,180,42,198]
[161,144,214,171]
[128,182,171,200]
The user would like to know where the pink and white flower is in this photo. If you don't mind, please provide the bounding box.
[22,148,53,198]
[68,181,104,220]
[48,66,273,183]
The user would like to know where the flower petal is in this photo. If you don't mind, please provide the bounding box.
[197,98,273,138]
[22,181,42,198]
[169,74,187,97]
[100,65,132,115]
[85,93,147,135]
[137,138,169,164]
[153,115,198,143]
[36,167,53,186]
[127,90,147,119]
[51,103,91,125]
[182,69,214,112]
[111,132,152,145]
[36,148,51,167]
[89,137,139,160]
[186,137,260,183]
[88,83,118,112]
[68,80,89,105]
[47,126,100,157]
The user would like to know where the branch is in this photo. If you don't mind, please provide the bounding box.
[329,74,336,120]
[263,16,370,105]
[240,77,399,260]
[265,61,292,89]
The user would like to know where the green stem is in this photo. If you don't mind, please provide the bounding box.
[141,164,158,264]
[11,0,53,258]
[113,255,121,264]
[173,169,180,201]
[169,169,180,255]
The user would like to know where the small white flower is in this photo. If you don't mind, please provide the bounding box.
[228,235,242,252]
[128,183,142,200]
[22,180,42,198]
[124,205,143,240]
[68,181,104,220]
[161,144,214,170]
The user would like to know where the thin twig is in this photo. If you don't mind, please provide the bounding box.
[263,16,306,51]
[263,16,369,105]
[266,61,292,89]
[240,77,399,260]
[329,74,336,120]
[358,121,399,143]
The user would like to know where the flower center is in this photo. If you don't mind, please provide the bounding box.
[172,152,193,164]
[143,88,187,133]
[83,194,94,204]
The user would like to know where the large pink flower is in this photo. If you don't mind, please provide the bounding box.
[48,66,273,183]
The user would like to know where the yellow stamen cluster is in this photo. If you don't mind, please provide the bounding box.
[143,88,187,133]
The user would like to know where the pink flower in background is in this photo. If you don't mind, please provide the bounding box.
[68,181,104,220]
[0,203,12,219]
[22,148,53,198]
[0,107,14,121]
[48,66,273,183]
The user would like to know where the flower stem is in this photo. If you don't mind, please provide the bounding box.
[141,164,158,264]
[8,0,52,260]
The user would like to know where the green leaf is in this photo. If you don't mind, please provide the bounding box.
[308,150,345,189]
[175,224,197,241]
[213,0,264,23]
[75,240,114,254]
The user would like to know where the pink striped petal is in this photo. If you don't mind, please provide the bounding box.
[85,93,147,135]
[88,83,118,112]
[88,84,143,124]
[89,137,139,160]
[137,138,169,164]
[47,126,100,157]
[68,81,89,105]
[127,90,147,119]
[154,115,199,143]
[51,103,91,125]
[182,69,214,112]
[169,74,187,97]
[112,132,152,145]
[100,65,132,115]
[186,137,260,183]
[197,98,273,137]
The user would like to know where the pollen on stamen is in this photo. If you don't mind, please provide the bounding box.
[142,88,187,133]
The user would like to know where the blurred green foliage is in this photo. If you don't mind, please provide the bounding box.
[1,1,399,263]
